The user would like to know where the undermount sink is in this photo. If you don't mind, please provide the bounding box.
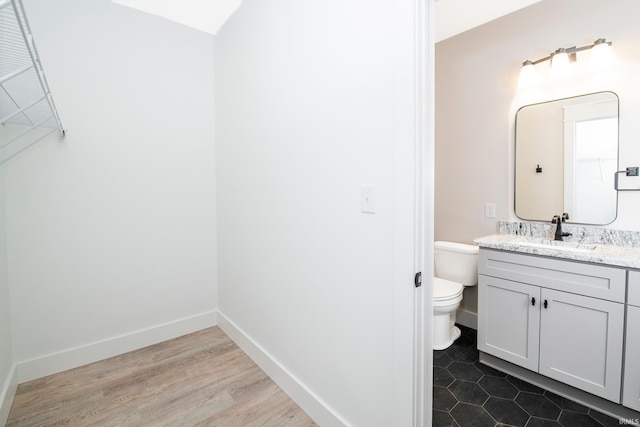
[510,237,597,253]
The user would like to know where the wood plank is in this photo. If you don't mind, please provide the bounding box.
[7,327,318,426]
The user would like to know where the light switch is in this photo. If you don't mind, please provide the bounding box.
[485,202,496,218]
[361,185,376,213]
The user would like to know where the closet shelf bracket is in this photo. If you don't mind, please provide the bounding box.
[1,0,65,165]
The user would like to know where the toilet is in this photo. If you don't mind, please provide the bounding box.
[433,241,479,350]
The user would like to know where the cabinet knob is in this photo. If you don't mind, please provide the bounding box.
[544,300,548,309]
[531,297,536,306]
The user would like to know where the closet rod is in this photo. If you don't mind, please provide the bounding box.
[0,115,54,151]
[0,95,46,125]
[0,63,34,85]
[0,0,66,165]
[0,128,57,166]
[10,0,64,136]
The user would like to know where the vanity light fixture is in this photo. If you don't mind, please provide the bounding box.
[589,38,615,70]
[549,48,571,79]
[518,60,538,89]
[518,38,613,88]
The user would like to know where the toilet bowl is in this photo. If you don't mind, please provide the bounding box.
[433,241,479,350]
[433,277,464,350]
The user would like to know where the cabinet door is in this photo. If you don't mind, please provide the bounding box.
[478,275,540,371]
[623,305,640,411]
[539,289,624,402]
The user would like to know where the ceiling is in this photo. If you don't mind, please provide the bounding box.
[110,0,543,40]
[435,0,543,42]
[110,0,242,35]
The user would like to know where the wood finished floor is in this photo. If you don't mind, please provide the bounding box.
[7,327,318,427]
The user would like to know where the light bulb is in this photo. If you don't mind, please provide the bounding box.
[550,48,571,79]
[518,60,538,88]
[589,39,614,71]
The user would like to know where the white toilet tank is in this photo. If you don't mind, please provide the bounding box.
[434,241,479,286]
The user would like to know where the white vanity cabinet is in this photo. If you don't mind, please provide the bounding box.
[478,249,626,402]
[623,271,640,411]
[478,275,540,371]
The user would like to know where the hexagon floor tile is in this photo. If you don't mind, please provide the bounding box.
[433,325,624,427]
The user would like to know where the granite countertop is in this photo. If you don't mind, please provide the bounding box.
[475,233,640,269]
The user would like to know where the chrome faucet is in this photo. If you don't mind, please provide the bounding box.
[552,213,572,241]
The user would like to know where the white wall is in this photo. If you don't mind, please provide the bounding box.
[435,0,640,316]
[0,170,16,425]
[215,0,423,425]
[3,0,217,380]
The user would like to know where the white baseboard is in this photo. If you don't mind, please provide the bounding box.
[17,310,218,383]
[0,364,18,426]
[10,311,348,425]
[456,309,477,330]
[217,311,347,427]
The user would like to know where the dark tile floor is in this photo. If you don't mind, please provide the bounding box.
[433,325,621,427]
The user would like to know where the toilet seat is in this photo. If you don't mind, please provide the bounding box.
[433,277,463,303]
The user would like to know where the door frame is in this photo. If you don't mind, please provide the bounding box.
[412,0,435,424]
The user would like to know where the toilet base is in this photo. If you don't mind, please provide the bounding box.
[433,325,461,350]
[433,295,463,350]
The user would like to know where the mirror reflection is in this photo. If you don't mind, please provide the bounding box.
[515,91,619,225]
